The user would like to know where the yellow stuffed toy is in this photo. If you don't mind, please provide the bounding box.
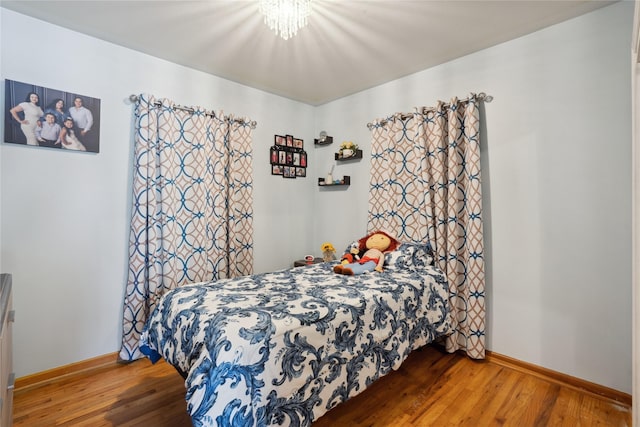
[321,242,336,262]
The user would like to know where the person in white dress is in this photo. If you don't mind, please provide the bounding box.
[9,92,44,146]
[59,117,87,151]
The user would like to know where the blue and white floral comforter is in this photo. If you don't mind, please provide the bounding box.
[140,248,453,427]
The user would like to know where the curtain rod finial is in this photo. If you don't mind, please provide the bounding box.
[477,92,493,103]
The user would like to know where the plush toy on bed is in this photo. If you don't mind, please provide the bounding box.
[340,241,362,265]
[334,230,400,275]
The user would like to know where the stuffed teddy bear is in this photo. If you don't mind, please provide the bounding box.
[340,241,361,265]
[334,230,399,275]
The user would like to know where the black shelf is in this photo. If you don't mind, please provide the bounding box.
[318,175,350,187]
[335,149,363,161]
[314,136,334,146]
[293,257,323,267]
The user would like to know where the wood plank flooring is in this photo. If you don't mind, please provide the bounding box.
[13,346,631,426]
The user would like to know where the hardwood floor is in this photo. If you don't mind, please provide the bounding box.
[13,346,631,426]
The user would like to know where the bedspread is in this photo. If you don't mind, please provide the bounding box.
[140,260,453,426]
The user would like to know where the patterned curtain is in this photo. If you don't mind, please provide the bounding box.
[119,94,254,361]
[368,95,486,359]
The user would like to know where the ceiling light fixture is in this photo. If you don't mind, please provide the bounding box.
[259,0,312,40]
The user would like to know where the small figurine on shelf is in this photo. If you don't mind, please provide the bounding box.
[338,141,358,159]
[326,165,334,185]
[321,242,336,262]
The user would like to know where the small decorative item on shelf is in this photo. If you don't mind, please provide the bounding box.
[337,141,359,159]
[304,254,315,264]
[314,131,333,146]
[318,175,350,186]
[325,165,334,184]
[320,242,336,262]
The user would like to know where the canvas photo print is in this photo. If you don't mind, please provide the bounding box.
[4,79,101,153]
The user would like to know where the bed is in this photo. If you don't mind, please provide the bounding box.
[139,243,453,426]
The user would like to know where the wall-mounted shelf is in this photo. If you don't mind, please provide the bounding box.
[314,136,333,146]
[335,149,363,161]
[318,175,350,187]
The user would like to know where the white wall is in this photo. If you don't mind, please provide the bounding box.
[0,1,633,395]
[0,8,317,377]
[314,1,633,394]
[631,1,640,423]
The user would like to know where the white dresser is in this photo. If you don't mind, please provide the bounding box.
[0,274,13,427]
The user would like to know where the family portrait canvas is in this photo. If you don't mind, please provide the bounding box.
[4,79,101,153]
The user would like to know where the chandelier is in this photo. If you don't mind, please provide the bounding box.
[259,0,312,40]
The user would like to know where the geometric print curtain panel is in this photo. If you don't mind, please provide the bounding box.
[368,94,486,359]
[119,94,254,362]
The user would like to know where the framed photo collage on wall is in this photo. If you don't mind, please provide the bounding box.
[270,134,307,178]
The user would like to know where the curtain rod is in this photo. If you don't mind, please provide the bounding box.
[128,95,257,129]
[366,92,493,130]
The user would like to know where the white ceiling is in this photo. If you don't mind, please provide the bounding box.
[1,0,617,105]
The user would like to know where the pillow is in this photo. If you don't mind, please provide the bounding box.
[384,242,434,270]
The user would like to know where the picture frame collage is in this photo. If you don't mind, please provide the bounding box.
[270,134,307,178]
